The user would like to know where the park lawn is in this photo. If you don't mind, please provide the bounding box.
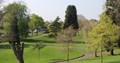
[74,32,85,43]
[68,49,120,63]
[0,43,84,63]
[0,33,85,63]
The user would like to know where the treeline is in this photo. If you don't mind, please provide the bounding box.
[0,2,63,39]
[0,0,120,63]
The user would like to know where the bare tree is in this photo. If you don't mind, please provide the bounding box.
[33,42,46,62]
[56,27,76,62]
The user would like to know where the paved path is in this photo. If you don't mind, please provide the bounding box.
[55,52,106,63]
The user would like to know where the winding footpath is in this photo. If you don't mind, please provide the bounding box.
[55,52,106,63]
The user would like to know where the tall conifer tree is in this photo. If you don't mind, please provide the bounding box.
[63,5,79,29]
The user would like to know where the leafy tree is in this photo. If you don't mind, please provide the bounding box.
[3,2,29,37]
[87,13,119,63]
[0,0,6,21]
[43,21,50,33]
[105,0,120,25]
[2,2,29,63]
[28,17,36,35]
[48,16,63,37]
[29,14,44,35]
[2,21,10,35]
[18,15,30,37]
[9,11,24,63]
[63,5,79,29]
[105,0,120,48]
[0,0,5,35]
[0,0,9,42]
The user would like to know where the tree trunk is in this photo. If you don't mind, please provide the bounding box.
[36,32,38,36]
[9,42,24,63]
[94,48,98,57]
[32,31,33,35]
[110,49,114,55]
[100,46,103,63]
[67,42,69,62]
[36,28,38,36]
[17,57,24,63]
[38,49,40,61]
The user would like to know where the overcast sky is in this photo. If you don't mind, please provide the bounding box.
[5,0,106,21]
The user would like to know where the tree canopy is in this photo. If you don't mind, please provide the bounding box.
[3,2,29,37]
[48,16,63,37]
[105,0,120,26]
[87,13,120,55]
[29,13,44,35]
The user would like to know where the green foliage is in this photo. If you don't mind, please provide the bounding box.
[29,14,44,35]
[105,0,120,48]
[2,21,10,34]
[87,13,120,50]
[29,17,36,32]
[3,2,29,37]
[48,16,63,37]
[105,0,120,26]
[18,16,30,37]
[33,42,46,50]
[63,5,79,29]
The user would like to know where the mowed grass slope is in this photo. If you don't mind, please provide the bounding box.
[0,33,84,63]
[1,33,119,63]
[68,49,120,63]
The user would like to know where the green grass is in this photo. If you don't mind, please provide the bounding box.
[0,43,84,63]
[68,49,120,63]
[0,33,84,63]
[74,33,85,43]
[1,33,120,63]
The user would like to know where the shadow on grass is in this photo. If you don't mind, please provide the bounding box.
[0,43,31,49]
[21,38,55,43]
[43,40,55,43]
[50,59,63,63]
[107,61,120,63]
[0,44,11,49]
[114,53,120,56]
[0,37,55,49]
[21,38,41,43]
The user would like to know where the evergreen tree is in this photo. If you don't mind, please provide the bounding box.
[63,5,79,29]
[48,16,63,37]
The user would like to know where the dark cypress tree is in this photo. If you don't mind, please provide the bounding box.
[63,5,79,29]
